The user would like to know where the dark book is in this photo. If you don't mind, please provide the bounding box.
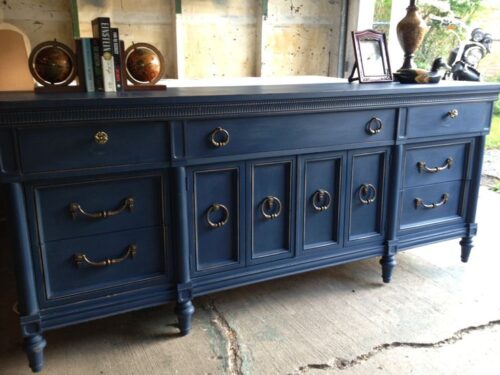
[81,38,95,92]
[91,38,104,92]
[111,28,123,91]
[91,17,116,92]
[74,38,86,90]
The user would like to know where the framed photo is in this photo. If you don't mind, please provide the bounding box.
[349,30,392,83]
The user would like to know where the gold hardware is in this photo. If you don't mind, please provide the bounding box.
[312,189,332,212]
[448,109,459,119]
[69,197,134,219]
[94,131,109,145]
[209,127,230,148]
[415,193,449,209]
[417,158,453,173]
[74,244,137,268]
[366,117,383,135]
[206,203,230,228]
[261,196,282,220]
[358,183,377,205]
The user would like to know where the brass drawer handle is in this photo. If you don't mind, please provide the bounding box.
[74,244,137,268]
[261,196,282,220]
[415,193,449,209]
[209,127,230,148]
[448,109,459,119]
[417,158,453,173]
[358,183,377,205]
[312,189,332,212]
[69,197,135,219]
[366,117,383,135]
[94,131,109,145]
[206,204,230,228]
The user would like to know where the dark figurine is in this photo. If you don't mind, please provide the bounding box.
[393,57,451,84]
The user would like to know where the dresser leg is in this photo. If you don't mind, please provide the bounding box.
[24,335,46,372]
[175,300,195,336]
[380,255,397,283]
[460,237,474,263]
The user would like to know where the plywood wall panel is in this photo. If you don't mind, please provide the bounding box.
[181,0,258,78]
[260,0,342,77]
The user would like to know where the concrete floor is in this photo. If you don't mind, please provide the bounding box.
[1,187,500,375]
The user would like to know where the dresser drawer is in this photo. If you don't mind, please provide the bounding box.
[34,175,163,242]
[403,141,471,188]
[19,122,169,173]
[41,227,166,300]
[406,102,491,139]
[184,110,396,158]
[399,181,466,230]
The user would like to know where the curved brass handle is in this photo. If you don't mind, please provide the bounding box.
[261,196,282,220]
[415,193,449,209]
[366,117,383,135]
[358,184,377,205]
[312,189,332,212]
[94,131,109,145]
[69,197,134,219]
[417,158,453,173]
[74,244,137,267]
[206,204,230,228]
[448,109,459,119]
[209,127,230,148]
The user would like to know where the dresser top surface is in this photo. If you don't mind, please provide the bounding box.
[0,80,499,108]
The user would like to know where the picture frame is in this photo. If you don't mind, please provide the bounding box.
[349,30,393,84]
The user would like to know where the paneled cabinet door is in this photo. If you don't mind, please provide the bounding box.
[248,158,295,264]
[189,164,244,274]
[302,154,344,253]
[346,148,389,243]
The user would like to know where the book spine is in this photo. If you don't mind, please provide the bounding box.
[74,39,86,90]
[111,28,123,91]
[92,17,116,92]
[91,38,104,92]
[81,38,95,92]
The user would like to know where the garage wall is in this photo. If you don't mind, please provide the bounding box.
[1,0,352,79]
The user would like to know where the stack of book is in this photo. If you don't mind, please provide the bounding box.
[76,17,123,92]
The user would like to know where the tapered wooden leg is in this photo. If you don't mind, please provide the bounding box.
[24,335,46,373]
[460,236,474,263]
[175,300,195,336]
[380,255,397,283]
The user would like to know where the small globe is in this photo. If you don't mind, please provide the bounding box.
[29,41,76,87]
[34,46,73,84]
[125,43,165,85]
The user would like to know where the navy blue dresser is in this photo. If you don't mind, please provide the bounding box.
[0,81,499,372]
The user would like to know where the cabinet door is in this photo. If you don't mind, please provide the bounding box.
[346,149,389,243]
[190,164,243,274]
[302,153,344,253]
[248,158,295,263]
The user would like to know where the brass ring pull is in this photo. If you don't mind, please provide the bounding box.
[94,131,109,145]
[448,109,459,119]
[261,196,282,220]
[366,117,383,135]
[74,244,137,268]
[358,184,377,205]
[69,197,134,219]
[417,158,453,173]
[209,127,230,148]
[415,193,449,209]
[206,204,230,228]
[312,189,332,212]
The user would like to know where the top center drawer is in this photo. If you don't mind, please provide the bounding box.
[183,110,396,159]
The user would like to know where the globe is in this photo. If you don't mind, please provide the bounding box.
[125,43,164,85]
[34,46,73,85]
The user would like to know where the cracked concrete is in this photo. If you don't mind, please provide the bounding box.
[201,298,244,375]
[293,319,500,374]
[0,187,499,374]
